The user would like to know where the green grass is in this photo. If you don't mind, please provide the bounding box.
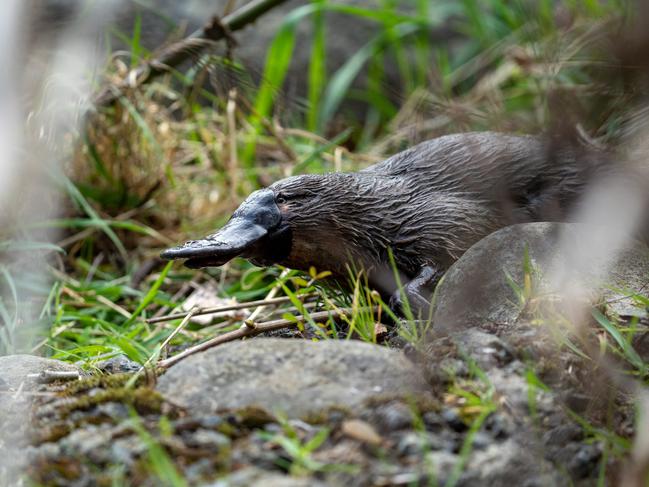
[258,415,358,475]
[0,0,637,365]
[0,0,638,369]
[1,1,647,484]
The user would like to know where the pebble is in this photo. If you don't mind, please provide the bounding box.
[341,419,382,446]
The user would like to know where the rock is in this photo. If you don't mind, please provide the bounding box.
[367,400,414,432]
[206,467,327,487]
[432,222,649,334]
[0,355,81,482]
[395,431,450,457]
[156,338,429,419]
[440,329,514,370]
[440,408,467,433]
[95,354,141,374]
[460,439,566,487]
[341,419,382,446]
[0,354,81,390]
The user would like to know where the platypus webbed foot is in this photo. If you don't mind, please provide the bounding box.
[389,265,442,319]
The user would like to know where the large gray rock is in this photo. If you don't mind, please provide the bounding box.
[0,354,80,390]
[432,222,649,334]
[157,338,429,418]
[0,355,81,482]
[206,467,328,487]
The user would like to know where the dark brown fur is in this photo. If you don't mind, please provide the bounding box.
[268,132,607,291]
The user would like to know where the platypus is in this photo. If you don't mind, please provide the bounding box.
[161,132,608,316]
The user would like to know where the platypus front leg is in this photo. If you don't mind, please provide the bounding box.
[389,265,443,319]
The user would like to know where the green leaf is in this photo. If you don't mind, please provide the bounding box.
[124,261,173,327]
[591,308,646,373]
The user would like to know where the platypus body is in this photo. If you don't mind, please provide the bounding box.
[161,132,607,315]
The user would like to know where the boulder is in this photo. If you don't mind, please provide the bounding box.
[432,222,649,334]
[156,338,429,419]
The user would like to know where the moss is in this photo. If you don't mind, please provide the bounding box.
[232,406,276,428]
[60,373,147,396]
[363,394,441,413]
[57,387,165,418]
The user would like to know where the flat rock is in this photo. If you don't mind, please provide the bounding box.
[157,338,429,419]
[0,354,81,390]
[432,222,649,333]
[0,355,81,481]
[205,467,327,487]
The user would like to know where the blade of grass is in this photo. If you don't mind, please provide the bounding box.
[123,261,173,327]
[307,0,327,133]
[318,23,421,131]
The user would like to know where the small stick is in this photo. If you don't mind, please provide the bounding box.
[245,268,291,327]
[146,293,315,324]
[144,307,199,369]
[26,370,81,383]
[124,307,202,389]
[157,307,364,369]
[150,278,199,320]
[200,301,320,334]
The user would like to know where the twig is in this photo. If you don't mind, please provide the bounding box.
[126,307,201,388]
[26,370,81,383]
[146,293,315,324]
[94,0,291,107]
[150,307,199,365]
[151,279,196,319]
[96,294,132,320]
[199,300,320,334]
[158,307,365,369]
[246,268,291,325]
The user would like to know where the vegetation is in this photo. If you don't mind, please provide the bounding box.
[1,0,646,484]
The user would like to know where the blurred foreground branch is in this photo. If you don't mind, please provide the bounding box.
[93,0,290,107]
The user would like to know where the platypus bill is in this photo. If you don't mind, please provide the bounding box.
[161,132,606,317]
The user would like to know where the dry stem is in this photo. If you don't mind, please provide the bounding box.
[157,307,362,369]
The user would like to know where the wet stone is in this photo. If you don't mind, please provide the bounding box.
[483,413,512,440]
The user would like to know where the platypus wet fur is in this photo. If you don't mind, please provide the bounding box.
[161,132,609,316]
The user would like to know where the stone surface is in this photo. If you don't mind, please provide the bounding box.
[0,354,81,390]
[421,325,599,487]
[205,467,327,487]
[156,338,429,418]
[432,222,649,333]
[0,355,81,482]
[206,467,328,487]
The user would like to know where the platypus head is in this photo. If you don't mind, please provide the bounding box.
[160,174,359,273]
[160,187,292,268]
